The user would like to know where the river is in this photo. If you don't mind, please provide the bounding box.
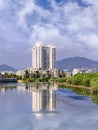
[0,82,98,130]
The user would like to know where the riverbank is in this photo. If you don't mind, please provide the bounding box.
[17,80,24,83]
[57,82,91,90]
[56,73,98,91]
[17,79,91,90]
[18,78,91,89]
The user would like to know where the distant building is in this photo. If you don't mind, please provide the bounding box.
[66,72,72,77]
[16,70,26,78]
[72,68,81,75]
[27,67,37,74]
[32,41,56,70]
[0,71,15,75]
[72,67,96,75]
[53,68,60,78]
[64,69,72,77]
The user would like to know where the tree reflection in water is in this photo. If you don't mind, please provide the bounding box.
[59,84,98,106]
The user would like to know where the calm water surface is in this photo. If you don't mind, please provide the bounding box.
[0,83,98,130]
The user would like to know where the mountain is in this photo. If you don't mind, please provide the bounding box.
[1,57,98,72]
[0,64,17,72]
[56,57,98,71]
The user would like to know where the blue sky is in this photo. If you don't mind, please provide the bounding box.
[0,0,98,69]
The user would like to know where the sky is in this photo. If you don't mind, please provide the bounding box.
[0,0,98,69]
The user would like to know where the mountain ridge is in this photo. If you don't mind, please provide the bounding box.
[1,56,98,72]
[56,56,98,71]
[0,64,17,72]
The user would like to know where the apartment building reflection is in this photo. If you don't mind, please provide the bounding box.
[30,83,57,112]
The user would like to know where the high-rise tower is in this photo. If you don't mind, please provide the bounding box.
[32,41,56,70]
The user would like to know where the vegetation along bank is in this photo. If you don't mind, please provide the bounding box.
[56,72,98,91]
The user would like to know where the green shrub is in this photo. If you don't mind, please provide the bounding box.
[66,78,72,84]
[90,78,98,91]
[56,78,67,83]
[82,78,90,87]
[71,77,82,85]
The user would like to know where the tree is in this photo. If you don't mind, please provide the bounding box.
[83,78,90,87]
[90,78,98,91]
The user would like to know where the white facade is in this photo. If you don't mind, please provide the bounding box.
[32,42,56,70]
[16,70,25,77]
[72,68,80,75]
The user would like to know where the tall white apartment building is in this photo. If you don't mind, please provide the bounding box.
[32,41,56,70]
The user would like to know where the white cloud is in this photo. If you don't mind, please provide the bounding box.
[0,0,4,9]
[1,0,98,68]
[77,33,98,49]
[17,0,35,30]
[82,0,98,5]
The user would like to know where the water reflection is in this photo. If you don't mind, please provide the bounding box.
[27,83,57,113]
[1,83,98,108]
[0,86,16,92]
[72,87,98,105]
[91,94,98,105]
[59,84,98,106]
[1,83,98,130]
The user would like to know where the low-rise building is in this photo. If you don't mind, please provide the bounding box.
[72,68,82,75]
[16,70,26,78]
[72,67,96,75]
